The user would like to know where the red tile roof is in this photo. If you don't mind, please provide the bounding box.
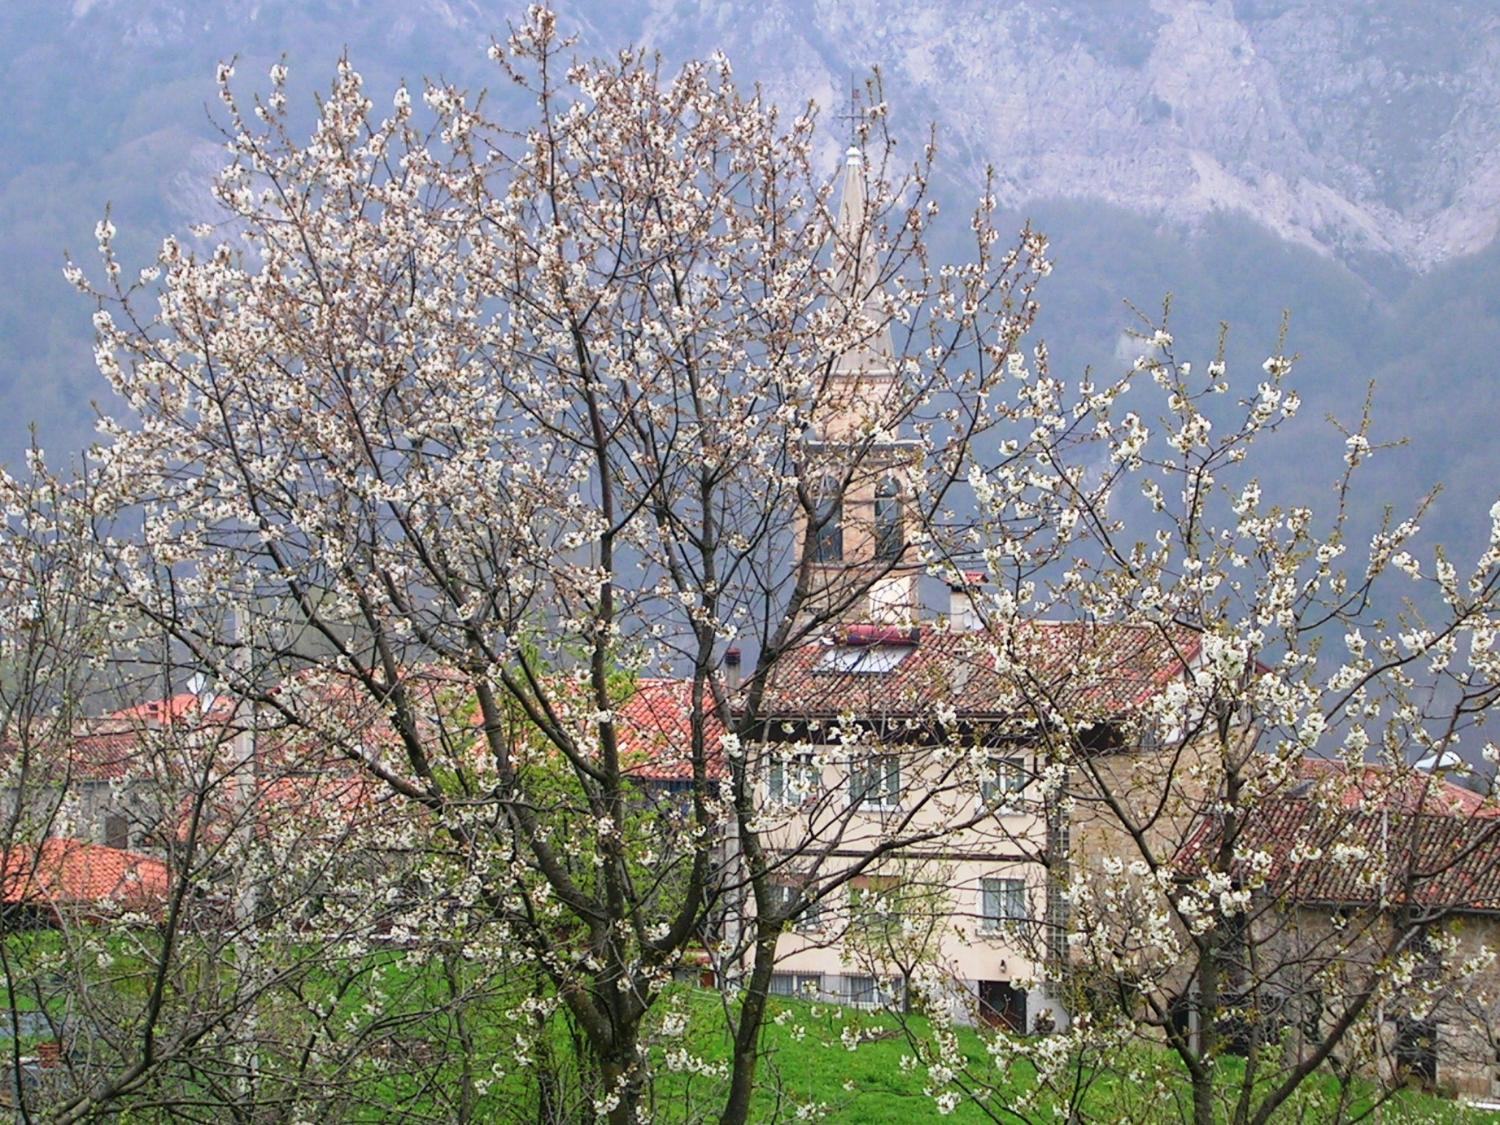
[107,692,233,724]
[3,673,403,786]
[173,769,392,848]
[57,729,141,781]
[1295,757,1496,817]
[0,839,168,917]
[610,624,1196,779]
[617,678,727,782]
[1178,761,1500,913]
[754,622,1200,721]
[0,691,249,785]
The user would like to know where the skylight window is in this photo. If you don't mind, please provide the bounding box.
[816,645,912,674]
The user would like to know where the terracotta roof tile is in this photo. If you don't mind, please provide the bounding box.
[1178,764,1500,913]
[755,621,1199,721]
[107,692,232,724]
[1294,758,1496,817]
[0,839,168,916]
[617,679,727,782]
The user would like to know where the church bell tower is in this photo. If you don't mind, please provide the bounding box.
[799,143,921,629]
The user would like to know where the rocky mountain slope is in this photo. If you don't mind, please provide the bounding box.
[14,0,1500,274]
[632,0,1500,275]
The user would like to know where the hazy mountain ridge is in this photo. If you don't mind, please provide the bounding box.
[2,0,1499,557]
[27,0,1500,274]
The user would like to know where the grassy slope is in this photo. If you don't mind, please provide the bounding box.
[654,988,1500,1124]
[6,938,1496,1122]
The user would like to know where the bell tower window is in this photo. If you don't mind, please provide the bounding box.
[874,476,903,561]
[812,478,843,563]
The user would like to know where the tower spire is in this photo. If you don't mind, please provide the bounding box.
[830,124,894,385]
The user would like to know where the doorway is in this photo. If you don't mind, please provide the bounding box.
[978,980,1027,1032]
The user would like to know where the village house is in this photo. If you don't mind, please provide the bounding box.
[741,615,1201,1030]
[0,696,184,854]
[1180,761,1500,1101]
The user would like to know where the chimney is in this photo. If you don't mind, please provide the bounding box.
[725,647,742,691]
[948,571,987,632]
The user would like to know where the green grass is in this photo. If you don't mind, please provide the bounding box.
[4,933,1496,1123]
[645,987,1500,1123]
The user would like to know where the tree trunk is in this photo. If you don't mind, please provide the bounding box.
[534,1001,562,1123]
[601,1049,645,1125]
[1194,939,1218,1125]
[443,955,476,1123]
[720,928,780,1125]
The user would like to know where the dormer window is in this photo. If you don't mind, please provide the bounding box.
[874,476,903,560]
[811,477,843,563]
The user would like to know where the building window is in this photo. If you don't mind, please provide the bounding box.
[844,974,898,1009]
[1300,987,1324,1043]
[768,752,818,805]
[769,881,823,932]
[816,645,912,674]
[1050,804,1074,966]
[770,972,823,999]
[103,813,129,851]
[980,755,1027,806]
[811,477,843,563]
[980,877,1028,930]
[1395,1015,1438,1086]
[873,477,903,560]
[851,754,900,808]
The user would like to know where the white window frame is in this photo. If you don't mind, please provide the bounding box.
[851,753,901,809]
[980,876,1029,932]
[767,751,818,806]
[981,755,1027,807]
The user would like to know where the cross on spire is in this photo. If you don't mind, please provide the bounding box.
[833,76,868,149]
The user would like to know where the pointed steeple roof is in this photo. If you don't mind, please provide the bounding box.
[831,145,894,378]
